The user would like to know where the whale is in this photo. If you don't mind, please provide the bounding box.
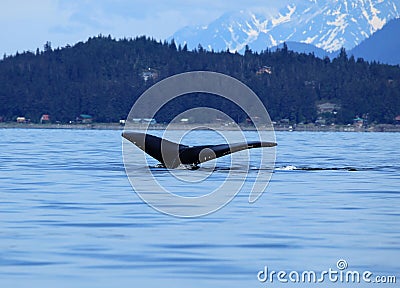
[122,131,277,169]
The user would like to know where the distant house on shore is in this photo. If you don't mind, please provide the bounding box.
[315,118,326,126]
[142,68,158,82]
[256,66,272,75]
[16,116,27,123]
[131,118,142,124]
[353,117,364,127]
[142,118,156,125]
[77,114,93,124]
[317,102,340,114]
[131,118,156,124]
[40,114,50,124]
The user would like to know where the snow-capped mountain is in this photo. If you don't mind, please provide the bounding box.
[172,0,400,53]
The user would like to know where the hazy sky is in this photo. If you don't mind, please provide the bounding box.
[0,0,296,56]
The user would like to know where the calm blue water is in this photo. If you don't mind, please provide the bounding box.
[1,129,399,287]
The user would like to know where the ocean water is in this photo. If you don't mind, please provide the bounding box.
[1,129,399,287]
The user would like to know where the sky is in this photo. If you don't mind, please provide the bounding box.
[0,0,292,56]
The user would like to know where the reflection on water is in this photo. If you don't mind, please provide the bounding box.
[0,129,399,287]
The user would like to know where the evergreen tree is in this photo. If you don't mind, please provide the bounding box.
[0,36,399,124]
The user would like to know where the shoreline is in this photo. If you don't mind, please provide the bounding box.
[1,122,400,132]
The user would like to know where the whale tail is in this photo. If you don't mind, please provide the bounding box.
[122,132,276,169]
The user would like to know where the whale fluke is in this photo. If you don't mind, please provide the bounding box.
[122,131,277,169]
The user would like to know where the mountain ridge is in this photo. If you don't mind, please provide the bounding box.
[349,17,400,64]
[172,0,400,54]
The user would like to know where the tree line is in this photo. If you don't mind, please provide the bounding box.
[0,35,399,124]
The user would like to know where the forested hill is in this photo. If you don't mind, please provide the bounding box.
[1,35,399,124]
